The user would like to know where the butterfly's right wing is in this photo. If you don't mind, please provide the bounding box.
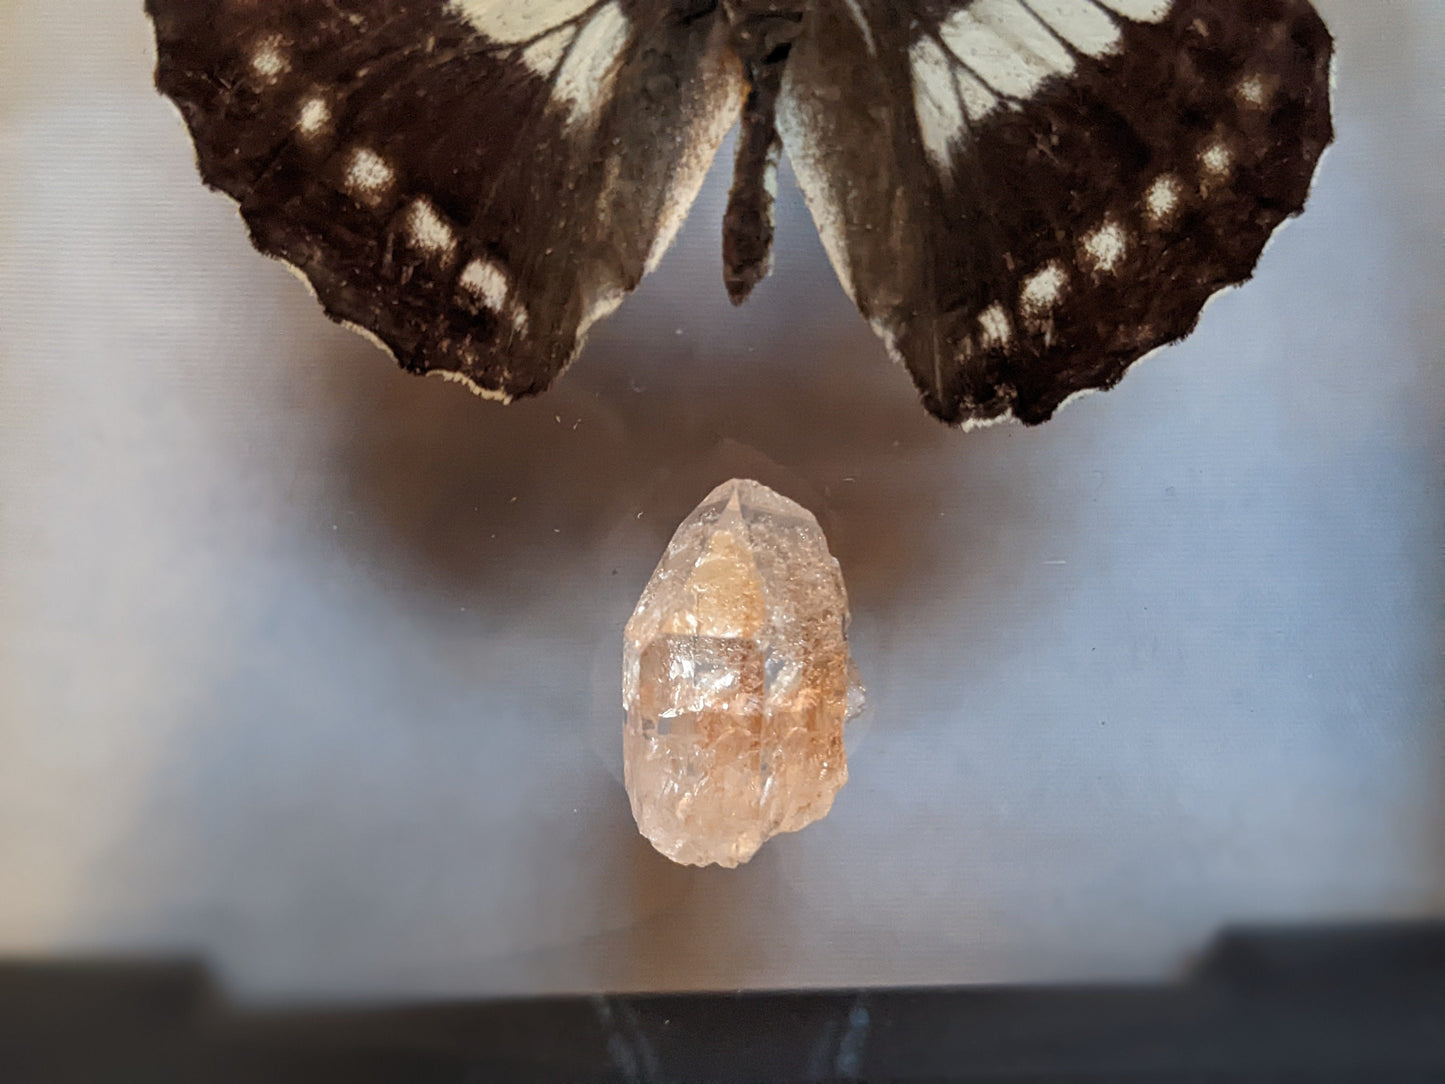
[778,0,1333,426]
[147,0,743,400]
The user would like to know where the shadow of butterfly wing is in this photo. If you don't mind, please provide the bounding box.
[779,0,1333,426]
[147,0,742,400]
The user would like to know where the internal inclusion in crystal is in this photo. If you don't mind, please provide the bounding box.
[623,479,862,868]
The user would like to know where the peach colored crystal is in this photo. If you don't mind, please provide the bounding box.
[622,479,860,868]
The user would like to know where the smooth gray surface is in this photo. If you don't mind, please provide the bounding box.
[1,0,1441,1001]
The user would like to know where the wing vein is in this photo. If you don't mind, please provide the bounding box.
[926,27,1027,108]
[1016,0,1088,60]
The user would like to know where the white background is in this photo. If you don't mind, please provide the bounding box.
[1,0,1441,1000]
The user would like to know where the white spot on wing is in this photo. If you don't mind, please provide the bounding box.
[407,199,457,258]
[344,147,394,206]
[297,95,330,137]
[460,258,510,309]
[1021,0,1122,56]
[952,67,998,121]
[1082,219,1128,273]
[978,302,1013,347]
[552,4,630,129]
[449,0,598,44]
[250,35,288,80]
[1020,261,1068,313]
[1200,139,1232,181]
[460,258,529,332]
[1144,173,1182,225]
[910,37,971,173]
[1236,73,1272,108]
[519,25,575,78]
[939,0,1076,101]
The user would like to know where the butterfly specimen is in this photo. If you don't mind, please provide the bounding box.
[147,0,1333,426]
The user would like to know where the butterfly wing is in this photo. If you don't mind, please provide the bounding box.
[147,0,742,400]
[778,0,1333,426]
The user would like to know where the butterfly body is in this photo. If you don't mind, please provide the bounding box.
[148,0,1332,425]
[717,0,806,301]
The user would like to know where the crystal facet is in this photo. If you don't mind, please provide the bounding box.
[623,479,859,868]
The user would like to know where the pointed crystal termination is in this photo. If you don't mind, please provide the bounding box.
[623,479,860,868]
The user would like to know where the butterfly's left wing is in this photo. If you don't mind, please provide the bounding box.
[147,0,742,400]
[778,0,1333,426]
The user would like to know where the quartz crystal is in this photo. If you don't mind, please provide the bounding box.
[623,479,860,868]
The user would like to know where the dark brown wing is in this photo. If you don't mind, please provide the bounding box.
[779,0,1333,426]
[147,0,742,400]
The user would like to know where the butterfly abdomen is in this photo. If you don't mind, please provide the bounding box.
[720,1,808,303]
